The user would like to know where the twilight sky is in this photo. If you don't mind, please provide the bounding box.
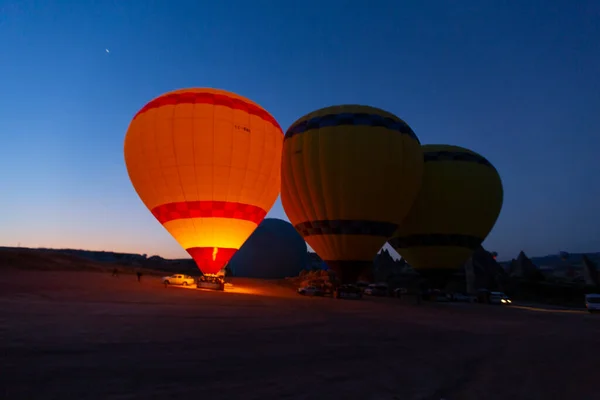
[1,0,599,261]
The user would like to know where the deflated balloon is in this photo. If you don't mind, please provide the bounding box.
[389,144,503,285]
[227,218,308,279]
[281,105,423,283]
[124,88,283,274]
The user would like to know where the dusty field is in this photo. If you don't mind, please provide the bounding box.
[1,270,599,400]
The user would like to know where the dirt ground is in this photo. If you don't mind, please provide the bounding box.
[1,269,599,400]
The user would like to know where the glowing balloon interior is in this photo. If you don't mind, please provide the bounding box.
[124,88,283,274]
[281,105,423,283]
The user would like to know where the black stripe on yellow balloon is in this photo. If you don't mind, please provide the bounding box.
[388,234,482,251]
[294,220,398,238]
[285,112,419,142]
[424,150,493,167]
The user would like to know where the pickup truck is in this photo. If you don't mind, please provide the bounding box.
[162,274,195,286]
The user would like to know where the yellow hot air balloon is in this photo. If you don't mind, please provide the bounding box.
[388,144,504,286]
[124,88,283,275]
[281,105,423,283]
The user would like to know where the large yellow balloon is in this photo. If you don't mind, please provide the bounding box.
[388,144,503,283]
[281,105,423,283]
[124,88,283,275]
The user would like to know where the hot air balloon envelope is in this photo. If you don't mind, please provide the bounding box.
[281,105,423,283]
[389,144,503,287]
[124,88,283,275]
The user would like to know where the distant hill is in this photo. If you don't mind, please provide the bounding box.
[499,252,600,269]
[529,253,600,267]
[0,246,197,275]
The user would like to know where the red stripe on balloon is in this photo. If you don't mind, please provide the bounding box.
[133,91,281,130]
[187,247,237,275]
[151,201,267,225]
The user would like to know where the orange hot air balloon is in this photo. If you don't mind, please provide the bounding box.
[124,88,283,275]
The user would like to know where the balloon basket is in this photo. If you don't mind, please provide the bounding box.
[197,275,225,291]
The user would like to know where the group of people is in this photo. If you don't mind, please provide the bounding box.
[111,268,143,282]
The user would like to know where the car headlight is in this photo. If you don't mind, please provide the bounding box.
[501,299,507,303]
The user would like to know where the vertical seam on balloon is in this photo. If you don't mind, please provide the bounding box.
[319,125,334,261]
[254,120,268,213]
[307,131,320,223]
[342,127,355,260]
[240,103,251,211]
[153,108,169,211]
[245,121,258,209]
[328,126,339,260]
[305,129,324,257]
[227,103,235,216]
[211,97,216,243]
[132,117,158,213]
[171,100,186,202]
[299,132,317,256]
[314,124,325,255]
[136,119,152,212]
[170,98,189,242]
[341,126,354,256]
[298,132,315,233]
[254,118,268,212]
[190,100,200,252]
[333,125,344,259]
[143,116,161,210]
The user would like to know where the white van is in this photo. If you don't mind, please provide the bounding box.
[585,294,600,313]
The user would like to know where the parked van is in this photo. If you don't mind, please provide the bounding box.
[585,294,600,313]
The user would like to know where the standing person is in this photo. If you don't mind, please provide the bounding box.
[112,268,118,278]
[136,271,142,283]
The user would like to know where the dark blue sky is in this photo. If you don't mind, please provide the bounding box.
[1,0,599,260]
